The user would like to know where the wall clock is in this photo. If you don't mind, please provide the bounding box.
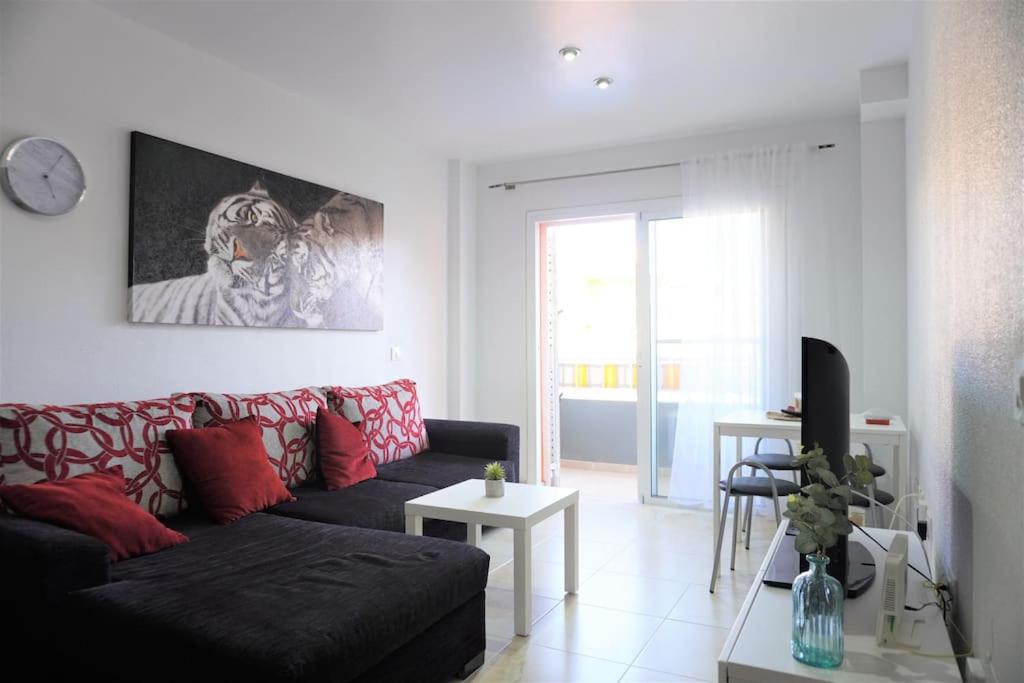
[1,137,86,215]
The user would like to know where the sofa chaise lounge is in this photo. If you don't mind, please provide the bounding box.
[0,383,519,683]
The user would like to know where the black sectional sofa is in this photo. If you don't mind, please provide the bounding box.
[0,414,519,683]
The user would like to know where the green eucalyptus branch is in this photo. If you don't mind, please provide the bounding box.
[782,443,876,557]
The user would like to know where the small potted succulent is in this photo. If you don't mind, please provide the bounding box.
[784,444,875,669]
[483,461,507,498]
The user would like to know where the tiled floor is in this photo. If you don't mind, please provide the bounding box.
[460,468,779,683]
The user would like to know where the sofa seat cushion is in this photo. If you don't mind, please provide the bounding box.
[376,450,516,489]
[268,479,465,541]
[66,514,488,683]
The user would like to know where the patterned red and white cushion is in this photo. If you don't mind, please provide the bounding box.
[191,388,326,488]
[326,379,429,465]
[0,395,196,517]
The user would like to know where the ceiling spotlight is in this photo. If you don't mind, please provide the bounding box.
[594,76,614,90]
[559,46,581,62]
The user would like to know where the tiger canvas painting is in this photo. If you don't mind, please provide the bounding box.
[128,132,383,330]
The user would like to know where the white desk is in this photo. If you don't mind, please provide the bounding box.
[713,411,909,552]
[717,521,959,683]
[404,479,579,636]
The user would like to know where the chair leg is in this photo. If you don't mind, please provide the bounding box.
[744,495,753,550]
[745,473,753,536]
[771,492,782,526]
[730,495,741,571]
[710,491,731,593]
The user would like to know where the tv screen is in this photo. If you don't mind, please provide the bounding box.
[801,336,851,586]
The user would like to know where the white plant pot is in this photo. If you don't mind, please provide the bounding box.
[485,479,505,498]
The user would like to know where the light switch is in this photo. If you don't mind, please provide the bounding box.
[389,346,401,362]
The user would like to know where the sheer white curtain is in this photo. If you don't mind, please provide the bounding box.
[666,144,834,507]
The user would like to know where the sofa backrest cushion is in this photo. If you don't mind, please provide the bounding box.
[191,387,326,488]
[325,379,429,465]
[0,395,195,517]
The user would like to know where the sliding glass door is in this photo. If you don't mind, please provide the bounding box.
[640,210,766,504]
[530,199,764,505]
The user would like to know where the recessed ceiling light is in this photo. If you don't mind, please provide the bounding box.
[558,46,581,62]
[594,76,614,90]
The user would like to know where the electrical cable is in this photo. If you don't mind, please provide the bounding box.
[849,489,916,530]
[888,492,922,530]
[848,523,974,659]
[849,520,932,582]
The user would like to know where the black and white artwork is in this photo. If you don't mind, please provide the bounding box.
[128,132,383,330]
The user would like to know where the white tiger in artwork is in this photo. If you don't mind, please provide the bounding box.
[288,193,383,329]
[129,183,297,326]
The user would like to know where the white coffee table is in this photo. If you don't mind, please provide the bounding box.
[405,479,580,636]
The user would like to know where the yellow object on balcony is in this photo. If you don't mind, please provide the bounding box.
[662,363,681,390]
[603,365,619,388]
[575,364,589,387]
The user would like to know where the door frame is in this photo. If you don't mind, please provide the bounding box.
[525,197,681,502]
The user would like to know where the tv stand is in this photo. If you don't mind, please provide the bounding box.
[762,529,876,597]
[718,520,959,683]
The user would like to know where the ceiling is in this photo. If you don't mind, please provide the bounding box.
[102,1,916,163]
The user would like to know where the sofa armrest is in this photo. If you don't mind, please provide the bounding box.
[0,514,111,608]
[424,419,520,465]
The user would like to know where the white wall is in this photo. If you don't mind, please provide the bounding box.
[446,159,477,418]
[474,116,865,465]
[0,1,449,414]
[907,2,1023,679]
[860,117,907,419]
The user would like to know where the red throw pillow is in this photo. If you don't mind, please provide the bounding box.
[166,417,294,524]
[0,467,188,561]
[317,407,377,490]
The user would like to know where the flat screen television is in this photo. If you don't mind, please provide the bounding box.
[763,337,875,596]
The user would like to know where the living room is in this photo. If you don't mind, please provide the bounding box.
[0,2,1020,682]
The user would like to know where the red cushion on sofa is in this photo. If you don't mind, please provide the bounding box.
[317,407,377,490]
[0,466,188,561]
[166,417,294,524]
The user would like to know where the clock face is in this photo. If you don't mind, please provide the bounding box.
[1,137,86,215]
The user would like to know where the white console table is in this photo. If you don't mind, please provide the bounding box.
[717,521,959,683]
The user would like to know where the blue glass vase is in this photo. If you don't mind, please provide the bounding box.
[791,554,844,668]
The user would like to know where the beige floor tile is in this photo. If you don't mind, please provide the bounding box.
[575,569,689,617]
[619,666,706,682]
[469,642,628,683]
[470,469,759,683]
[485,588,561,638]
[488,557,597,600]
[667,582,746,628]
[634,620,729,682]
[602,541,717,584]
[532,535,624,572]
[527,600,663,664]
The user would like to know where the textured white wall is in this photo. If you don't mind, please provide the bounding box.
[0,2,449,412]
[907,2,1024,679]
[474,117,865,458]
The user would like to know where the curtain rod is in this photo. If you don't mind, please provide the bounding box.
[487,143,837,190]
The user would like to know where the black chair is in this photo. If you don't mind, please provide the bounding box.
[741,438,799,548]
[710,459,800,593]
